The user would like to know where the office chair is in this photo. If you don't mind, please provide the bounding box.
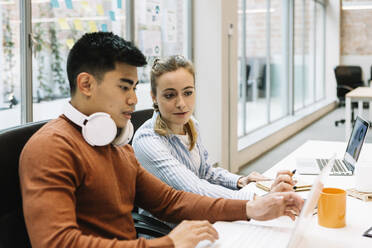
[258,63,268,98]
[0,112,169,247]
[0,120,48,247]
[334,66,365,126]
[129,108,173,237]
[129,108,154,145]
[243,65,252,100]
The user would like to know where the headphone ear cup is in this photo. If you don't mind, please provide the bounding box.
[82,113,117,146]
[113,120,134,146]
[63,103,117,146]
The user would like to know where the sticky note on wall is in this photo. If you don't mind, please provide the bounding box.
[66,39,74,49]
[101,24,108,32]
[58,18,70,30]
[65,0,73,9]
[51,0,59,8]
[73,19,83,31]
[88,21,98,32]
[109,11,116,21]
[97,4,104,15]
[117,0,122,9]
[81,1,89,10]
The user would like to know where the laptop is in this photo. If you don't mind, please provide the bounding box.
[296,115,370,176]
[195,156,336,248]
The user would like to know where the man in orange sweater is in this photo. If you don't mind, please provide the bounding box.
[19,32,303,248]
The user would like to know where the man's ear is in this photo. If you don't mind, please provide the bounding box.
[76,72,95,97]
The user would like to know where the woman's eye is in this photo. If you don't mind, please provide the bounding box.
[164,93,175,99]
[184,91,193,96]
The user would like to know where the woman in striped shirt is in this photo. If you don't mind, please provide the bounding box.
[133,55,295,201]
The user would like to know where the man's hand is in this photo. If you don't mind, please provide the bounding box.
[168,220,218,248]
[270,170,296,192]
[246,192,304,221]
[237,171,271,188]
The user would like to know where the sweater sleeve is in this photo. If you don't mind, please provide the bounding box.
[134,165,248,224]
[19,132,174,248]
[133,129,253,200]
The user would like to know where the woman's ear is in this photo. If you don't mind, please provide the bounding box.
[76,72,95,97]
[151,91,157,104]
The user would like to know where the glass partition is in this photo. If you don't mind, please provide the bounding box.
[269,0,287,122]
[238,0,326,140]
[0,1,21,129]
[238,0,268,136]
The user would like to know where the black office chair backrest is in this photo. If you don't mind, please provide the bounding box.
[129,109,154,145]
[334,66,364,100]
[126,108,173,237]
[246,64,251,81]
[0,113,169,244]
[0,120,49,247]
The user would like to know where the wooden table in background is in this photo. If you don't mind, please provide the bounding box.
[345,87,372,140]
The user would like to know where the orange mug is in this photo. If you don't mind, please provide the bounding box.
[318,187,346,228]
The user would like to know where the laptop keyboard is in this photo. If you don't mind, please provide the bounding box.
[316,159,352,176]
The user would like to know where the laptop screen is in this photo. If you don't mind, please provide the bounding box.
[344,116,369,164]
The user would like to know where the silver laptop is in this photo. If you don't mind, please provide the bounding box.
[297,115,370,176]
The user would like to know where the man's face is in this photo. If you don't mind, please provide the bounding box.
[88,62,138,129]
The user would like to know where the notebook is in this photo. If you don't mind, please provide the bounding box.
[296,115,370,176]
[256,179,312,192]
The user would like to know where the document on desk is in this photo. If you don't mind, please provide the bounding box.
[196,219,294,248]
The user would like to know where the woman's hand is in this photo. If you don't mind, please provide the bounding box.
[237,171,271,188]
[270,170,296,192]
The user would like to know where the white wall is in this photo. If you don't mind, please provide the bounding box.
[193,0,238,169]
[193,0,222,166]
[341,55,372,83]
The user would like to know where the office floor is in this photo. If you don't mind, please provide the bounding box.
[239,106,372,175]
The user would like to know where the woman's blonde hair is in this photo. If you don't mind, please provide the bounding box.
[151,55,197,151]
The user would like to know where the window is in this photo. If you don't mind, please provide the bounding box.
[237,0,268,136]
[269,0,287,122]
[0,1,21,129]
[0,0,192,131]
[31,0,128,122]
[238,0,326,139]
[315,1,325,101]
[294,0,325,111]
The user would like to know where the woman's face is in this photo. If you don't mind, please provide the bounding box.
[152,68,195,134]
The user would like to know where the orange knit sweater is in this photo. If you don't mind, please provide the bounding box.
[19,116,248,248]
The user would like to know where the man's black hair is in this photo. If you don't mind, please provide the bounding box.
[67,32,147,95]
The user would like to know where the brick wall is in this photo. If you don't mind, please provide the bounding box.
[341,3,372,55]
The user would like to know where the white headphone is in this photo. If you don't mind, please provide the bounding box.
[63,102,133,147]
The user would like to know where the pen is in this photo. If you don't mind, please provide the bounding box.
[292,169,297,190]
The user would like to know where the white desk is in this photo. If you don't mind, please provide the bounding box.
[345,87,372,140]
[198,140,372,248]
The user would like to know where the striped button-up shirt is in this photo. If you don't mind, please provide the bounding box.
[133,112,253,200]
